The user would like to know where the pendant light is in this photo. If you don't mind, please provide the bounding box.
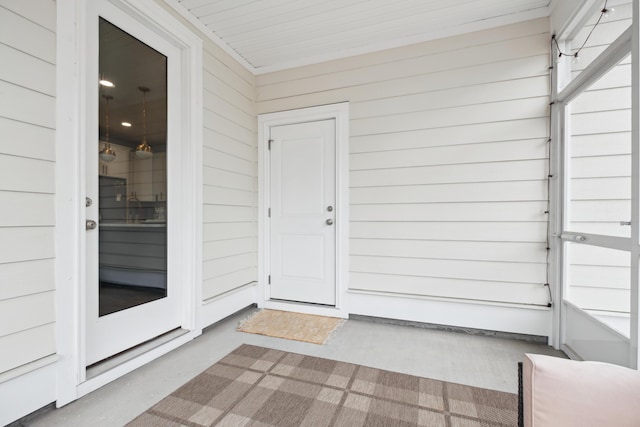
[99,94,116,163]
[135,86,153,160]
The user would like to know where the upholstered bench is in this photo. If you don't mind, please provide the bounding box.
[518,353,640,426]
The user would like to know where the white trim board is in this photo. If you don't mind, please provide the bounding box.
[258,103,350,319]
[55,0,203,407]
[349,291,552,339]
[0,361,56,426]
[201,283,259,328]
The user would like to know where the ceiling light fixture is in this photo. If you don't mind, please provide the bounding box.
[121,121,132,127]
[99,95,116,163]
[99,79,115,88]
[135,86,153,160]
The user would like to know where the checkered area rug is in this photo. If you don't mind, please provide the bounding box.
[128,344,517,426]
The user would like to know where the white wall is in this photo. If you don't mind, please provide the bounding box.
[0,1,58,424]
[257,18,552,324]
[158,2,258,307]
[200,47,257,301]
[0,0,57,381]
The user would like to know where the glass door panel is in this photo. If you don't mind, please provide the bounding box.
[97,18,168,316]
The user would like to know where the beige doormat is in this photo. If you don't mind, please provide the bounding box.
[238,309,344,345]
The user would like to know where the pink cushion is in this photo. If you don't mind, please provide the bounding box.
[523,353,640,427]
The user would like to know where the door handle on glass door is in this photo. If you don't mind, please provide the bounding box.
[86,220,97,230]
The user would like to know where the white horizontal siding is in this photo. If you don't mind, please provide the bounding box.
[258,55,550,115]
[256,17,551,307]
[164,4,259,302]
[0,259,55,301]
[350,117,549,153]
[258,18,550,86]
[351,181,547,204]
[350,139,547,170]
[351,201,548,222]
[567,244,630,313]
[0,292,55,337]
[0,324,56,374]
[351,239,547,263]
[566,4,632,313]
[351,160,547,187]
[0,117,55,161]
[0,2,56,376]
[202,267,256,301]
[350,272,548,305]
[350,222,547,242]
[257,32,549,102]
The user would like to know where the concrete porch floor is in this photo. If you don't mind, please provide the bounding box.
[28,307,564,426]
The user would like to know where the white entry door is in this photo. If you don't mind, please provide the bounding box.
[84,6,181,366]
[269,120,336,305]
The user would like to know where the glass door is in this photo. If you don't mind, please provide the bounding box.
[85,12,180,366]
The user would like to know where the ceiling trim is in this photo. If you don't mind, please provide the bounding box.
[163,0,552,76]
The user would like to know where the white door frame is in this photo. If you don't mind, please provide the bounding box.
[55,0,203,406]
[550,2,638,366]
[258,103,350,318]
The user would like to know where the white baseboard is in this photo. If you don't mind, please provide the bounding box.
[348,291,552,338]
[202,283,258,328]
[0,359,57,426]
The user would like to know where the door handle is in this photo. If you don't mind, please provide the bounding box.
[326,219,334,226]
[86,220,97,230]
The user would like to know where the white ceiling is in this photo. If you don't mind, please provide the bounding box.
[174,0,553,74]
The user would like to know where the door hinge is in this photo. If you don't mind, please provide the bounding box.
[268,275,271,285]
[268,139,273,150]
[268,208,271,218]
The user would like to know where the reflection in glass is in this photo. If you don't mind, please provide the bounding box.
[97,18,168,316]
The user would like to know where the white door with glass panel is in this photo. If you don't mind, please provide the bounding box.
[85,10,180,365]
[269,120,336,306]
